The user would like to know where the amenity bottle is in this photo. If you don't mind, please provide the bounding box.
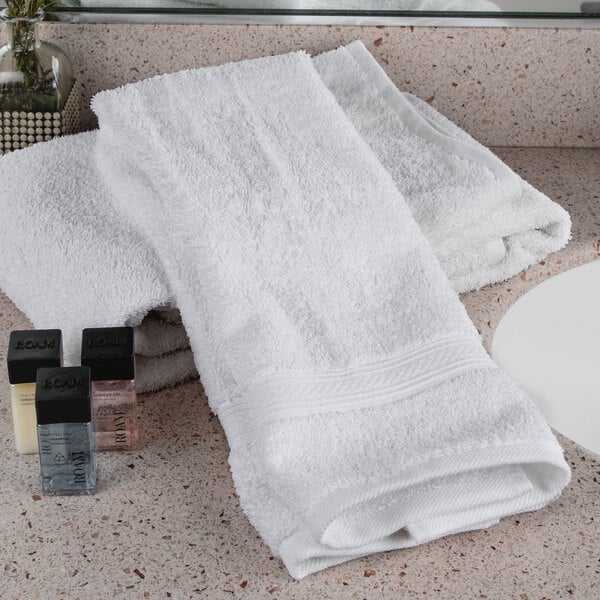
[35,366,96,496]
[6,329,62,454]
[81,326,139,451]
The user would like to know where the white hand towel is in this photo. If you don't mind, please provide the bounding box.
[314,41,571,292]
[92,51,570,578]
[0,42,570,390]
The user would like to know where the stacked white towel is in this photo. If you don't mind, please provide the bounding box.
[0,132,196,392]
[91,49,570,578]
[315,42,571,292]
[0,43,570,393]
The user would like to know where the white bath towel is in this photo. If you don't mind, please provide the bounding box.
[0,42,570,391]
[314,41,571,292]
[92,50,570,578]
[0,132,180,392]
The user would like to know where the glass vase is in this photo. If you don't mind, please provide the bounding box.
[0,8,74,113]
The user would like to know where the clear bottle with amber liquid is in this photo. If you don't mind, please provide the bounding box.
[81,327,139,451]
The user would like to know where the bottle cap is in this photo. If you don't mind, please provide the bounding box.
[7,329,63,384]
[81,327,135,381]
[35,366,91,425]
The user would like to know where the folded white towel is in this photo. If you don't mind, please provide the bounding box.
[314,41,571,292]
[134,313,190,357]
[134,314,199,390]
[136,348,198,392]
[0,42,570,390]
[149,306,184,325]
[92,50,570,578]
[0,132,178,392]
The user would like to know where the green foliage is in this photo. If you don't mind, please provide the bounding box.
[1,2,59,111]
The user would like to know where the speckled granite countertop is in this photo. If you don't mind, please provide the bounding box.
[0,147,598,599]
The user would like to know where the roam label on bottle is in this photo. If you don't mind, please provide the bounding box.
[40,374,86,390]
[35,366,96,496]
[14,338,56,351]
[37,425,95,493]
[86,333,129,348]
[93,387,137,450]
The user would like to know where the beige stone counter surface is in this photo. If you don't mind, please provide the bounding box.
[2,25,599,147]
[0,147,598,599]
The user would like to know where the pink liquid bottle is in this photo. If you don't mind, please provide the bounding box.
[81,327,139,451]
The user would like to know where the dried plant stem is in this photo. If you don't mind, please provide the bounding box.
[1,2,59,111]
[6,1,56,19]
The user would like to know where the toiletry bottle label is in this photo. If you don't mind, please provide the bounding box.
[92,383,138,450]
[38,424,95,494]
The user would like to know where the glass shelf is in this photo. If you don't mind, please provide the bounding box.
[1,1,599,26]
